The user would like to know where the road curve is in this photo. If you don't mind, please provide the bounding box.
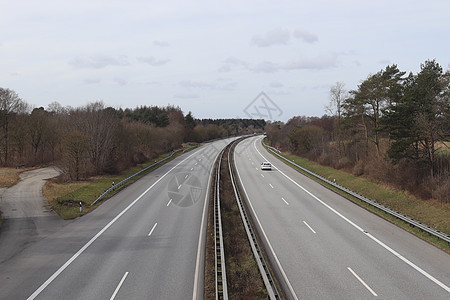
[234,136,450,300]
[0,139,234,299]
[0,166,60,219]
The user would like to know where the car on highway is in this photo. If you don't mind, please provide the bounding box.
[261,162,272,170]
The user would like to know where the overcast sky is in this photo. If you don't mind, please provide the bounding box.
[1,0,449,121]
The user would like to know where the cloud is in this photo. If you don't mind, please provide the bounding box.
[180,80,213,89]
[252,28,290,47]
[83,78,101,85]
[153,41,170,47]
[219,57,249,72]
[69,55,129,69]
[283,53,338,70]
[269,81,284,88]
[250,61,280,73]
[179,79,237,91]
[219,53,337,73]
[114,77,127,86]
[378,59,391,65]
[293,29,318,43]
[174,93,200,99]
[137,56,171,66]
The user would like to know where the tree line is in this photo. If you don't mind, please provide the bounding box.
[0,95,263,181]
[266,60,449,202]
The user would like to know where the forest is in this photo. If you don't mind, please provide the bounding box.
[0,95,264,181]
[266,60,449,203]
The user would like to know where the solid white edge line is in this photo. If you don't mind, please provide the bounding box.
[365,232,450,293]
[27,150,199,300]
[234,145,299,300]
[255,137,450,294]
[303,221,316,234]
[347,267,378,297]
[192,148,219,300]
[110,272,129,300]
[148,223,158,236]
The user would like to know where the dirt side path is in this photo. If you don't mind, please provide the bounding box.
[0,166,65,265]
[0,166,60,219]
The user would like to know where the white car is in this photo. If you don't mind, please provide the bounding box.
[261,162,272,170]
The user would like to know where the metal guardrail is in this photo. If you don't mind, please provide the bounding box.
[90,146,195,207]
[229,140,281,299]
[214,149,228,300]
[263,141,450,246]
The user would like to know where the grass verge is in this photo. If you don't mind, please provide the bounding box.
[44,145,198,219]
[263,141,450,253]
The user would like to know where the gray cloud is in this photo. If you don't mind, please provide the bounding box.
[179,79,237,91]
[114,77,127,86]
[293,29,318,43]
[219,57,249,72]
[153,41,170,47]
[222,53,337,73]
[252,28,290,47]
[250,61,280,73]
[283,54,337,70]
[180,80,213,89]
[174,93,200,99]
[83,78,101,85]
[378,59,391,65]
[269,81,284,88]
[137,56,171,66]
[70,55,130,69]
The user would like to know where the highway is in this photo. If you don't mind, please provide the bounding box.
[234,136,450,300]
[0,138,234,299]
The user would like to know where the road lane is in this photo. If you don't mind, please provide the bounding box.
[0,138,234,299]
[234,136,450,299]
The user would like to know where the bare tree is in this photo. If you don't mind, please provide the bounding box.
[0,88,27,165]
[63,130,89,181]
[327,82,347,158]
[73,102,121,174]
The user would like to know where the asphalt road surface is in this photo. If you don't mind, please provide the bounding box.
[234,136,450,300]
[0,139,233,299]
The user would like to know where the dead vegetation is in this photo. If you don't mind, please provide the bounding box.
[205,144,268,299]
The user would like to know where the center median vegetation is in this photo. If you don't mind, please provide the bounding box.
[205,141,269,299]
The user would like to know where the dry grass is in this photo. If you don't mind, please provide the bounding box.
[42,179,94,219]
[220,146,268,299]
[281,152,450,235]
[205,145,268,299]
[0,168,23,187]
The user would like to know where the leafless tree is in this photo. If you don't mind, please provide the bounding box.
[0,88,28,165]
[327,82,347,158]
